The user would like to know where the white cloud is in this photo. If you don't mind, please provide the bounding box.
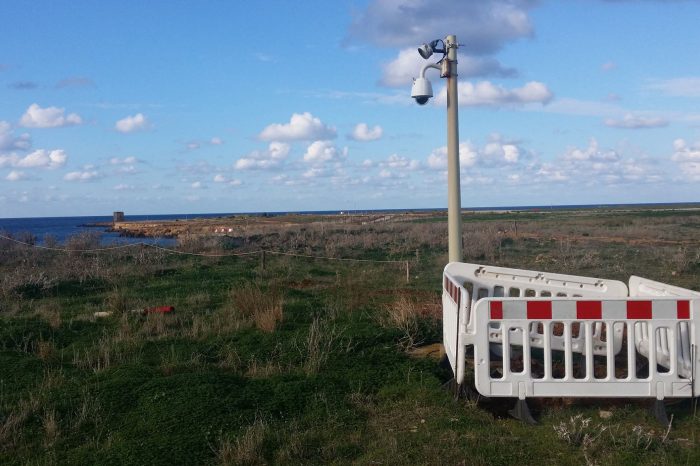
[563,139,619,162]
[435,81,553,107]
[64,170,100,182]
[234,141,290,170]
[0,149,67,169]
[349,123,383,141]
[113,184,134,191]
[670,138,700,180]
[530,139,657,186]
[380,48,516,88]
[347,0,535,55]
[5,170,27,181]
[109,156,138,165]
[109,156,139,174]
[0,121,31,151]
[115,113,150,133]
[380,153,420,170]
[427,143,478,170]
[210,137,224,145]
[191,181,203,189]
[19,103,82,128]
[302,167,326,179]
[213,174,242,186]
[259,112,336,141]
[484,140,520,163]
[604,113,668,129]
[303,140,348,165]
[646,77,700,97]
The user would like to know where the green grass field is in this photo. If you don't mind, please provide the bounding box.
[1,209,699,465]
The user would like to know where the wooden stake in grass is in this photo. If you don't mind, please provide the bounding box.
[405,261,410,283]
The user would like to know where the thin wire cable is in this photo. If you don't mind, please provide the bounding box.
[265,250,405,263]
[0,233,410,263]
[147,243,260,257]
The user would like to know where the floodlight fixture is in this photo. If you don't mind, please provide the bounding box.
[417,39,446,60]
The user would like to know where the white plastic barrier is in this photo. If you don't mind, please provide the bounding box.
[630,276,700,378]
[469,297,698,399]
[443,262,629,383]
[443,262,700,401]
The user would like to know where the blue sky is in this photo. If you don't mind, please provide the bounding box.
[2,0,700,217]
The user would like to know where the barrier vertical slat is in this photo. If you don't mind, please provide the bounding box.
[606,321,615,381]
[679,322,690,371]
[503,326,511,376]
[523,324,531,377]
[585,322,594,379]
[544,321,552,379]
[627,322,636,380]
[648,323,657,378]
[456,288,466,384]
[660,327,669,357]
[564,323,573,380]
[669,325,677,375]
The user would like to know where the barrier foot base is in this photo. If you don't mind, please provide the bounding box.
[441,379,480,401]
[651,399,669,426]
[508,399,537,425]
[441,378,458,399]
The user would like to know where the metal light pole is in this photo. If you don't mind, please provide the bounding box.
[412,35,462,262]
[444,35,462,263]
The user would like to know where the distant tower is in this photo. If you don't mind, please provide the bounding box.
[113,211,125,223]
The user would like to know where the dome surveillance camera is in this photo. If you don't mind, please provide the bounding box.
[411,77,433,105]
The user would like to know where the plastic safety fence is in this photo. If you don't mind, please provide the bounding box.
[471,298,698,400]
[442,262,630,384]
[442,262,700,402]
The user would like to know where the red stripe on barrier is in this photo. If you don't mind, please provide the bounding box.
[576,301,602,319]
[627,301,652,319]
[490,301,503,320]
[527,301,552,319]
[677,300,690,320]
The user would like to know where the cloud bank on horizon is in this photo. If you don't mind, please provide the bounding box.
[1,0,700,217]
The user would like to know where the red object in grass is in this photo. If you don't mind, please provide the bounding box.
[146,306,174,314]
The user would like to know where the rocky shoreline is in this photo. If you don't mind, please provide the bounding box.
[107,211,444,239]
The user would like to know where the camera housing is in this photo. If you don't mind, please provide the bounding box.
[411,77,433,105]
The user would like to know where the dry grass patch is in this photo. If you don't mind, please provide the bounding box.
[104,286,135,314]
[36,340,57,362]
[42,409,59,448]
[301,315,343,375]
[215,417,267,465]
[217,344,242,370]
[72,334,140,372]
[185,291,212,311]
[227,284,283,332]
[245,358,284,378]
[380,295,422,351]
[35,302,61,329]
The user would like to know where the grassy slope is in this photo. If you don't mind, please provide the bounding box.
[1,210,699,465]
